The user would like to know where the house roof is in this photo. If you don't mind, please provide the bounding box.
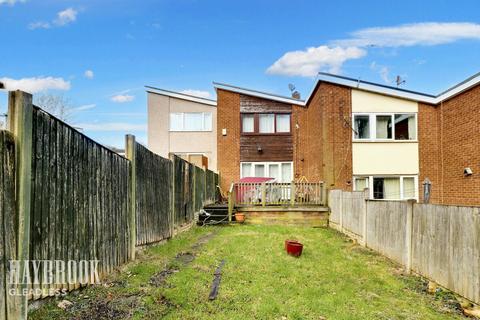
[145,86,217,106]
[213,82,305,106]
[214,71,480,107]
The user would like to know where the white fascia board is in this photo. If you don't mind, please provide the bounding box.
[213,82,305,106]
[436,73,480,103]
[146,86,217,106]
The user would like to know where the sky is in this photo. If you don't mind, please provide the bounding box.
[1,0,480,148]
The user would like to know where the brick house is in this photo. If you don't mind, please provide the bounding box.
[214,72,480,206]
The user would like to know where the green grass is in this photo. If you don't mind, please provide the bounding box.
[30,225,464,320]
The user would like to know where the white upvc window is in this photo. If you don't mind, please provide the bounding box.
[169,112,212,131]
[240,161,293,183]
[353,175,418,200]
[352,113,417,141]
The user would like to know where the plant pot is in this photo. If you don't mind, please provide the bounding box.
[284,239,300,250]
[235,213,245,223]
[286,241,303,257]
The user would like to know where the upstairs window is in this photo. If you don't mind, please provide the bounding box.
[169,112,212,131]
[241,113,291,134]
[352,113,417,141]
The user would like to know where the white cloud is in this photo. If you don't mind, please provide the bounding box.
[334,22,480,48]
[180,89,212,99]
[267,46,366,76]
[0,0,25,5]
[29,7,78,30]
[54,8,77,26]
[0,76,71,93]
[28,21,51,30]
[75,122,147,132]
[84,70,94,79]
[111,94,134,103]
[74,104,96,111]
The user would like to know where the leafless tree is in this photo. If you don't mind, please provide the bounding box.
[34,93,74,122]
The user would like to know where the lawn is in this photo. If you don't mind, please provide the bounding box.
[30,225,464,320]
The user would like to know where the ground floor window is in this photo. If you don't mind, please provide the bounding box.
[353,175,417,200]
[240,161,293,183]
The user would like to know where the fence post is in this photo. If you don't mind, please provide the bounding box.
[228,183,234,222]
[405,199,416,273]
[321,182,327,206]
[169,155,176,235]
[362,188,369,247]
[261,182,266,207]
[339,190,344,232]
[7,90,33,320]
[290,181,295,206]
[125,135,137,260]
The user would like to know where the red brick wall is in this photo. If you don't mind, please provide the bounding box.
[216,89,240,190]
[438,85,480,205]
[294,83,352,190]
[418,103,442,203]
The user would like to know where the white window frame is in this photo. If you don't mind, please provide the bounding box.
[352,113,417,142]
[353,175,418,200]
[240,161,294,183]
[169,112,213,132]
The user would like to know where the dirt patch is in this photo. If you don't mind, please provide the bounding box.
[70,294,140,320]
[175,252,195,264]
[149,268,179,287]
[191,231,216,250]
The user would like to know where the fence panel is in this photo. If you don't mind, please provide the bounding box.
[0,130,17,319]
[205,169,215,204]
[29,106,131,298]
[341,191,365,237]
[412,204,480,304]
[366,200,409,265]
[194,166,205,212]
[173,156,195,227]
[135,143,172,246]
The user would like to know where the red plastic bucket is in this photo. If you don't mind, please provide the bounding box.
[285,241,303,257]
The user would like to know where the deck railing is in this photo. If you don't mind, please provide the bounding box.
[232,181,326,207]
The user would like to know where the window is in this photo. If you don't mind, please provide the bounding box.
[240,162,293,183]
[376,115,392,139]
[170,113,183,131]
[354,175,417,200]
[352,113,417,141]
[354,177,369,191]
[241,113,291,134]
[276,114,291,133]
[259,114,275,133]
[169,112,212,131]
[354,115,370,139]
[242,114,254,133]
[394,114,416,140]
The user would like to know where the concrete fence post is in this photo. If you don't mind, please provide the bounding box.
[125,134,136,260]
[7,90,33,320]
[362,188,369,247]
[405,199,416,273]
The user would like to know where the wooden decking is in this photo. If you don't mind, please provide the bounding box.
[237,206,329,227]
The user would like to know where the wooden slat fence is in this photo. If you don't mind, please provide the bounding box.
[234,182,325,206]
[29,106,131,299]
[0,130,17,320]
[0,91,220,319]
[134,142,172,246]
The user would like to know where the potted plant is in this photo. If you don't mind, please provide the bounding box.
[235,213,246,223]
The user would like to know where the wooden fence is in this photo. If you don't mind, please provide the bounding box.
[0,130,17,320]
[329,189,480,305]
[0,91,219,319]
[233,182,325,206]
[131,139,172,246]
